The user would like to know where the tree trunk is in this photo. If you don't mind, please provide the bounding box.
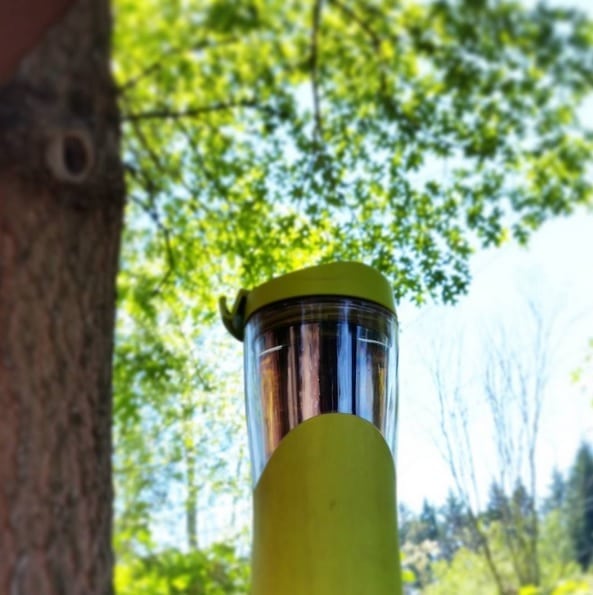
[0,1,124,593]
[185,442,199,550]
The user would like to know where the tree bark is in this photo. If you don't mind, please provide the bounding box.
[0,1,124,593]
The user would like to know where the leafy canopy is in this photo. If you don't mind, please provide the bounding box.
[114,0,593,304]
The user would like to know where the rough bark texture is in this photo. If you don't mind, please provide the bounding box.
[0,1,124,594]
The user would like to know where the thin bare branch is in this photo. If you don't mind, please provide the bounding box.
[129,191,176,294]
[124,111,178,294]
[431,348,506,595]
[175,118,229,201]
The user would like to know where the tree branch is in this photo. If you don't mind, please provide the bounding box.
[122,98,278,122]
[327,0,390,102]
[431,343,508,595]
[310,0,325,143]
[329,0,381,51]
[129,190,176,294]
[117,37,240,93]
[123,111,178,294]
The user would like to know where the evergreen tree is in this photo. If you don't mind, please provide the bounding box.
[486,481,509,525]
[398,502,416,546]
[399,500,440,546]
[543,467,567,515]
[566,442,593,570]
[511,480,534,527]
[439,491,471,560]
[419,500,440,543]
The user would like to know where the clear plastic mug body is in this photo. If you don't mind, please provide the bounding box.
[244,297,398,484]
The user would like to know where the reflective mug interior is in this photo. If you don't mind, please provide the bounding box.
[244,296,398,484]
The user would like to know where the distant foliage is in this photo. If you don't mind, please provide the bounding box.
[566,443,593,571]
[401,445,593,594]
[115,545,250,595]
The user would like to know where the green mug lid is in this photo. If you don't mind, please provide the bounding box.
[219,261,396,341]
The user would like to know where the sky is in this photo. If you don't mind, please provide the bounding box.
[527,0,591,10]
[396,210,593,510]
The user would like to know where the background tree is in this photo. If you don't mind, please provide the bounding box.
[486,482,509,524]
[543,467,568,515]
[566,442,593,571]
[404,455,593,594]
[114,544,250,595]
[113,308,251,556]
[438,491,473,561]
[115,0,593,303]
[431,298,563,593]
[399,500,441,588]
[538,468,579,590]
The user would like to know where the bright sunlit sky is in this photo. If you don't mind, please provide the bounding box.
[397,212,593,510]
